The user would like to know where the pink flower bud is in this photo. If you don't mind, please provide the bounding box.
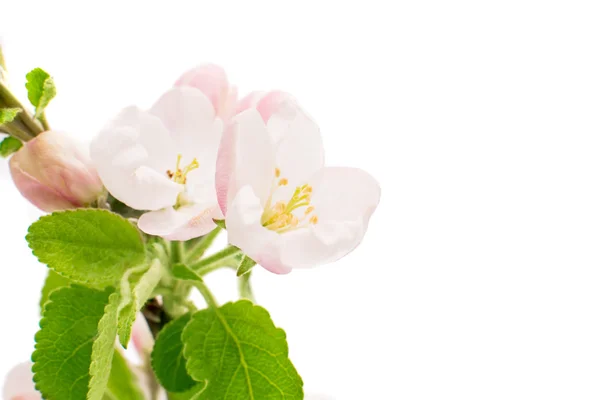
[2,362,41,400]
[9,131,104,212]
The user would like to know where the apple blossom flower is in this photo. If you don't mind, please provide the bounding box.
[91,84,225,241]
[9,130,104,212]
[216,92,380,274]
[2,362,41,400]
[175,64,237,121]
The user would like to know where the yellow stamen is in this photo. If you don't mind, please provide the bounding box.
[261,169,318,233]
[167,154,200,185]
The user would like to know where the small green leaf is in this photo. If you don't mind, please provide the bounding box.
[172,263,200,282]
[40,270,71,311]
[118,260,164,347]
[105,350,145,400]
[151,314,196,393]
[27,209,146,288]
[0,136,22,157]
[236,255,256,277]
[182,300,304,399]
[32,285,117,400]
[0,107,20,123]
[213,219,226,229]
[25,68,56,118]
[88,292,120,400]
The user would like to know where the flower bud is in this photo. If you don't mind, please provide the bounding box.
[9,131,104,212]
[2,362,41,400]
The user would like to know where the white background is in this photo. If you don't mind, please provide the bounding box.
[1,1,600,399]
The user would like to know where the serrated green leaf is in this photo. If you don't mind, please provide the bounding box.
[25,68,56,118]
[40,270,72,311]
[32,285,117,400]
[88,292,120,400]
[182,300,304,400]
[27,209,146,288]
[118,259,164,347]
[105,350,145,400]
[236,255,256,277]
[0,107,20,123]
[151,314,197,392]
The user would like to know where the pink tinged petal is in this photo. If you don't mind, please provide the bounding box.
[235,91,266,115]
[9,164,78,212]
[132,313,154,355]
[175,64,237,119]
[9,131,104,212]
[138,204,219,241]
[91,107,182,211]
[263,95,325,185]
[2,362,41,400]
[149,87,223,164]
[255,91,289,123]
[226,186,291,274]
[215,109,276,216]
[280,167,380,269]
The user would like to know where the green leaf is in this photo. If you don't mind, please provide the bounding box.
[0,107,20,123]
[118,259,164,347]
[105,350,145,400]
[214,219,226,229]
[182,300,304,400]
[167,384,209,400]
[88,292,120,400]
[0,136,22,157]
[151,314,196,393]
[236,255,256,277]
[40,270,71,311]
[32,285,118,400]
[172,263,200,281]
[27,209,146,288]
[25,68,56,118]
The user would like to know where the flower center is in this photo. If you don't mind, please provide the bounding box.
[166,154,199,185]
[261,168,318,233]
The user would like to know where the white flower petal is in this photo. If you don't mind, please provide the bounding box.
[2,362,41,400]
[310,167,381,225]
[149,87,223,164]
[91,107,182,210]
[268,98,324,185]
[280,167,380,269]
[216,109,276,215]
[138,204,220,241]
[226,186,290,274]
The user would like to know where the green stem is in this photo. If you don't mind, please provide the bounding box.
[0,122,31,142]
[38,112,50,131]
[185,227,222,262]
[238,271,255,302]
[188,245,241,274]
[192,276,219,309]
[170,241,183,264]
[0,81,42,137]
